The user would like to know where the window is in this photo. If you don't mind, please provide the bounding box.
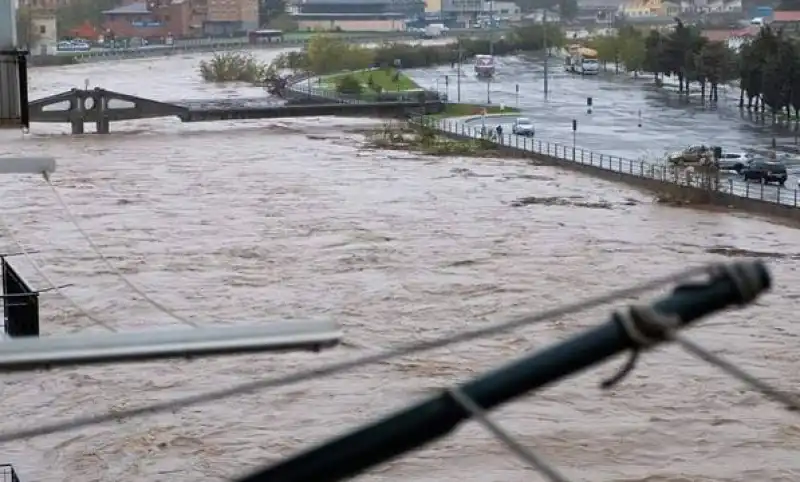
[39,25,46,34]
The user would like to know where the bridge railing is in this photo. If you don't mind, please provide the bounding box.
[419,117,800,208]
[0,464,20,482]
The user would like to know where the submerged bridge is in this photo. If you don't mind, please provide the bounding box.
[28,88,444,134]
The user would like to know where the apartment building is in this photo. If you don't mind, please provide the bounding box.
[205,0,258,35]
[292,0,421,31]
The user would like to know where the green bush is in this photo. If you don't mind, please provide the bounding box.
[335,74,364,95]
[199,52,269,83]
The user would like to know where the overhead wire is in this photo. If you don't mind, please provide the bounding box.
[0,263,712,444]
[42,172,198,328]
[447,387,575,482]
[0,207,117,332]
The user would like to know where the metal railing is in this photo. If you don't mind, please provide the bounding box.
[422,117,800,208]
[288,77,800,209]
[66,33,424,63]
[0,464,20,482]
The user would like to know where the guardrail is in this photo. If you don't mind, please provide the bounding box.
[422,117,800,208]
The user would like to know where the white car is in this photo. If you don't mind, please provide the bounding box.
[716,151,752,172]
[512,117,534,136]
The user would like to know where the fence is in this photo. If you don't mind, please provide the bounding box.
[423,117,800,209]
[0,464,20,482]
[287,75,800,210]
[63,32,430,64]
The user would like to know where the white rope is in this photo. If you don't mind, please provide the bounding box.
[0,264,711,443]
[42,172,198,328]
[447,387,575,482]
[0,209,117,332]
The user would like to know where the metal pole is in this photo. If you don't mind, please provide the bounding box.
[543,10,549,98]
[487,78,491,104]
[457,39,462,103]
[489,0,494,57]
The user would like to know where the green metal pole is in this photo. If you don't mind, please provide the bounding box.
[238,261,770,482]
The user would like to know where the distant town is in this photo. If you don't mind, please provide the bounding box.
[12,0,797,56]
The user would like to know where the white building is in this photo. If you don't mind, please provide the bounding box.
[483,1,521,20]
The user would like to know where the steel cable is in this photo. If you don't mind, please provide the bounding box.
[0,264,711,443]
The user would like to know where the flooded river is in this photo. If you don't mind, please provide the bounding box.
[0,49,798,482]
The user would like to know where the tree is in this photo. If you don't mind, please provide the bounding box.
[259,0,286,28]
[619,31,646,76]
[56,0,117,37]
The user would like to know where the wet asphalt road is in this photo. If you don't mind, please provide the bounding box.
[408,55,800,194]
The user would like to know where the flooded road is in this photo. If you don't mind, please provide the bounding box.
[410,55,800,160]
[0,50,799,482]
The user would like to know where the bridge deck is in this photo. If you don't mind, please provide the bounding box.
[28,88,442,129]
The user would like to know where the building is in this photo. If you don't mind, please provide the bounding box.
[441,0,482,26]
[523,8,561,22]
[292,0,420,31]
[771,10,800,33]
[483,1,520,20]
[102,1,195,38]
[28,11,57,54]
[680,0,742,12]
[426,0,442,13]
[205,0,258,35]
[619,0,679,18]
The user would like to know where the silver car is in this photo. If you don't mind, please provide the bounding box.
[716,151,752,173]
[512,117,534,136]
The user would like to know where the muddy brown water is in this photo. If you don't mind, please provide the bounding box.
[0,50,798,482]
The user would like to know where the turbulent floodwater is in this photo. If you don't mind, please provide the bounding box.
[0,49,799,482]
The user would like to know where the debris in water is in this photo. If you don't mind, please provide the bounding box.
[705,246,787,259]
[510,196,613,210]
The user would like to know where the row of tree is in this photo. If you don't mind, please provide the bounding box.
[268,25,565,76]
[589,23,800,119]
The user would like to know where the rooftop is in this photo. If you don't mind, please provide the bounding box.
[773,10,800,22]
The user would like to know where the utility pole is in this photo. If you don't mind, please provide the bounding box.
[457,38,462,102]
[543,9,549,98]
[489,0,494,57]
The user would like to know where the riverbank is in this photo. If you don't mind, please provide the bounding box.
[29,32,430,68]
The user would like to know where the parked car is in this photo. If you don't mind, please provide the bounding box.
[667,145,716,165]
[511,117,534,136]
[57,40,91,52]
[716,151,752,172]
[741,159,788,185]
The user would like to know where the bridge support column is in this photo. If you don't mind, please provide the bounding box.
[95,92,110,134]
[71,120,84,134]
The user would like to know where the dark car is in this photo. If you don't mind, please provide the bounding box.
[741,159,788,186]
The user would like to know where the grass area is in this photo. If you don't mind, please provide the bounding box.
[323,68,420,92]
[431,103,521,119]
